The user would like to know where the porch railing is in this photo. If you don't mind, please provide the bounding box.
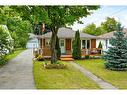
[33,48,102,56]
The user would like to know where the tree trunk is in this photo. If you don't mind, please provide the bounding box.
[51,28,58,64]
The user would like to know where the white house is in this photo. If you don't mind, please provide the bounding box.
[96,28,127,51]
[35,27,98,56]
[26,33,40,49]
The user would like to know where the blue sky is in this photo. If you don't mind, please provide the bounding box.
[71,6,127,31]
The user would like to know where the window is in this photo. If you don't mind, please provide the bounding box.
[82,40,86,49]
[87,40,90,49]
[82,40,91,49]
[45,39,51,47]
[60,39,64,46]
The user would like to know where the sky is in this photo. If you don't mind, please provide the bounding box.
[71,6,127,31]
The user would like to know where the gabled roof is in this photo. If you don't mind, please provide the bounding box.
[36,27,97,39]
[98,28,127,39]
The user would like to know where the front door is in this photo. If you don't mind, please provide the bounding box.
[60,39,65,54]
[66,39,72,54]
[66,39,71,51]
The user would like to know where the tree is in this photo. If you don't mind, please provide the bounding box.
[0,6,18,25]
[98,41,103,48]
[72,30,81,59]
[0,26,12,65]
[83,23,107,36]
[0,6,32,49]
[95,27,105,35]
[103,23,127,71]
[101,17,118,32]
[44,6,99,63]
[12,6,99,64]
[82,23,104,36]
[7,17,32,48]
[83,23,96,35]
[55,35,61,59]
[82,17,118,36]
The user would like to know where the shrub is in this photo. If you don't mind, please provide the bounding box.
[72,30,81,59]
[85,55,90,59]
[35,53,39,58]
[44,61,67,69]
[36,55,44,61]
[0,57,7,66]
[0,26,12,66]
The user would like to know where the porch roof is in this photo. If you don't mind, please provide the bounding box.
[36,27,98,39]
[98,28,127,39]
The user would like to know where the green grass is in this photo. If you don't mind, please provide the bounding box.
[76,59,127,89]
[33,61,100,89]
[5,48,25,61]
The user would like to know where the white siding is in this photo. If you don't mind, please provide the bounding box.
[96,38,112,51]
[26,38,39,49]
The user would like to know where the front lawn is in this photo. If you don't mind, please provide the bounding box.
[76,59,127,89]
[33,61,100,89]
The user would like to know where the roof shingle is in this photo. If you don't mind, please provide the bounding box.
[39,27,97,39]
[98,28,127,39]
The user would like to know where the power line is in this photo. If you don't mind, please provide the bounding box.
[110,7,127,16]
[85,7,127,25]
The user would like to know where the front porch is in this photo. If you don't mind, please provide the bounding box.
[35,37,102,60]
[36,48,102,60]
[41,47,102,56]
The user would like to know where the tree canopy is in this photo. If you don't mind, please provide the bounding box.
[7,17,32,48]
[101,17,118,32]
[82,17,119,36]
[0,6,32,48]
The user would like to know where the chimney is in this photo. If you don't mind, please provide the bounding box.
[41,23,45,32]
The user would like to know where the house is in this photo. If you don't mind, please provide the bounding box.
[26,33,40,49]
[26,38,40,49]
[96,28,127,51]
[36,27,100,57]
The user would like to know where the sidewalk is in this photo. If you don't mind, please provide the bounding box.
[69,61,118,89]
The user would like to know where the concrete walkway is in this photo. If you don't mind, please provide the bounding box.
[0,49,35,89]
[70,61,118,89]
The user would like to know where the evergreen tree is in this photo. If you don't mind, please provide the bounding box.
[55,35,61,59]
[72,30,81,59]
[98,41,103,49]
[103,23,127,71]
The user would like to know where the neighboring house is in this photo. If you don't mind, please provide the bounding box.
[36,27,99,56]
[26,33,40,49]
[0,25,14,54]
[96,28,127,51]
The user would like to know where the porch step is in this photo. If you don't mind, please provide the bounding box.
[60,55,72,58]
[60,57,74,61]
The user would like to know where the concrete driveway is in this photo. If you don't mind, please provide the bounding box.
[0,49,35,89]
